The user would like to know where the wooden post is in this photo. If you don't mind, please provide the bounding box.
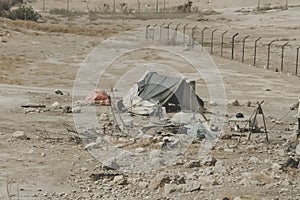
[156,0,159,13]
[163,0,166,13]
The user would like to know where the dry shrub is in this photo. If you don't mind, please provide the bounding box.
[8,20,128,37]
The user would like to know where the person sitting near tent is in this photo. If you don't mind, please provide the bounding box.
[290,99,300,138]
[116,98,126,113]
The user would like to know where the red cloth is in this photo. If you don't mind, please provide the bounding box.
[83,89,110,106]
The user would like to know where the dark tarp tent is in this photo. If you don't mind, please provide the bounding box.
[124,72,203,114]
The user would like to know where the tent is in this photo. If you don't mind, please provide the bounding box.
[123,72,204,115]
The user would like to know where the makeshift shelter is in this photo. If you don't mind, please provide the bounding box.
[123,72,204,115]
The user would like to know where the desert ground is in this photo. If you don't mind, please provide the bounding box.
[1,0,300,199]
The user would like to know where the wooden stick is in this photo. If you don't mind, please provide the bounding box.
[21,104,46,108]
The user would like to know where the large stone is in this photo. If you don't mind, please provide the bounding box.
[201,155,217,166]
[185,180,201,192]
[249,156,261,164]
[296,143,300,156]
[113,175,127,185]
[149,172,171,191]
[184,160,201,168]
[12,131,28,140]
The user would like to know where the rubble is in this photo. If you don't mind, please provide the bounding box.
[201,155,217,166]
[149,172,171,191]
[12,131,29,140]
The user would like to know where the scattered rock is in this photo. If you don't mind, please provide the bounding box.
[51,102,60,109]
[249,156,261,164]
[12,131,28,140]
[138,181,149,188]
[103,158,120,170]
[113,175,127,185]
[230,99,240,106]
[185,180,201,192]
[282,157,299,169]
[72,106,81,113]
[246,101,251,107]
[63,106,72,113]
[296,143,300,155]
[164,184,177,194]
[184,160,201,168]
[272,163,282,172]
[201,155,217,166]
[209,101,217,106]
[100,113,110,121]
[149,172,171,190]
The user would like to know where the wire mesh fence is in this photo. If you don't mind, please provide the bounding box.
[146,23,300,76]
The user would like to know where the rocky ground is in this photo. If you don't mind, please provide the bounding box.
[1,2,300,200]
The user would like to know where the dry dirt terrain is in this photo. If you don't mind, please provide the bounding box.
[1,0,300,200]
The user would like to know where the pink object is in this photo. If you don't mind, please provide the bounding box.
[83,89,110,106]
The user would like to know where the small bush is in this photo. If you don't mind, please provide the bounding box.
[6,5,40,21]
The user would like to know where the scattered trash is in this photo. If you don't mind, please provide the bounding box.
[12,131,29,140]
[72,106,81,113]
[51,102,60,109]
[246,101,251,107]
[282,157,299,169]
[81,89,111,106]
[209,101,218,106]
[231,100,240,106]
[21,104,46,108]
[236,113,244,118]
[55,90,64,95]
[63,106,72,113]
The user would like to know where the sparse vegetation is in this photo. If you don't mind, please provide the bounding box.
[5,5,40,21]
[0,0,23,14]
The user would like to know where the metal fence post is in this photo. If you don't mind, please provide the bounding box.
[221,30,227,57]
[242,35,249,62]
[152,24,157,40]
[146,24,150,39]
[231,33,239,60]
[296,47,300,76]
[159,23,165,42]
[281,42,289,72]
[267,40,276,69]
[201,27,208,51]
[254,37,262,66]
[210,29,217,54]
[191,26,197,48]
[174,23,181,42]
[166,22,172,41]
[183,24,188,43]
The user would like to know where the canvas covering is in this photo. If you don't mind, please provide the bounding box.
[123,72,203,115]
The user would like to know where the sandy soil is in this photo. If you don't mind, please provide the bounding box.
[1,1,300,200]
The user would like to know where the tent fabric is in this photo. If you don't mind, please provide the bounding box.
[124,72,203,114]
